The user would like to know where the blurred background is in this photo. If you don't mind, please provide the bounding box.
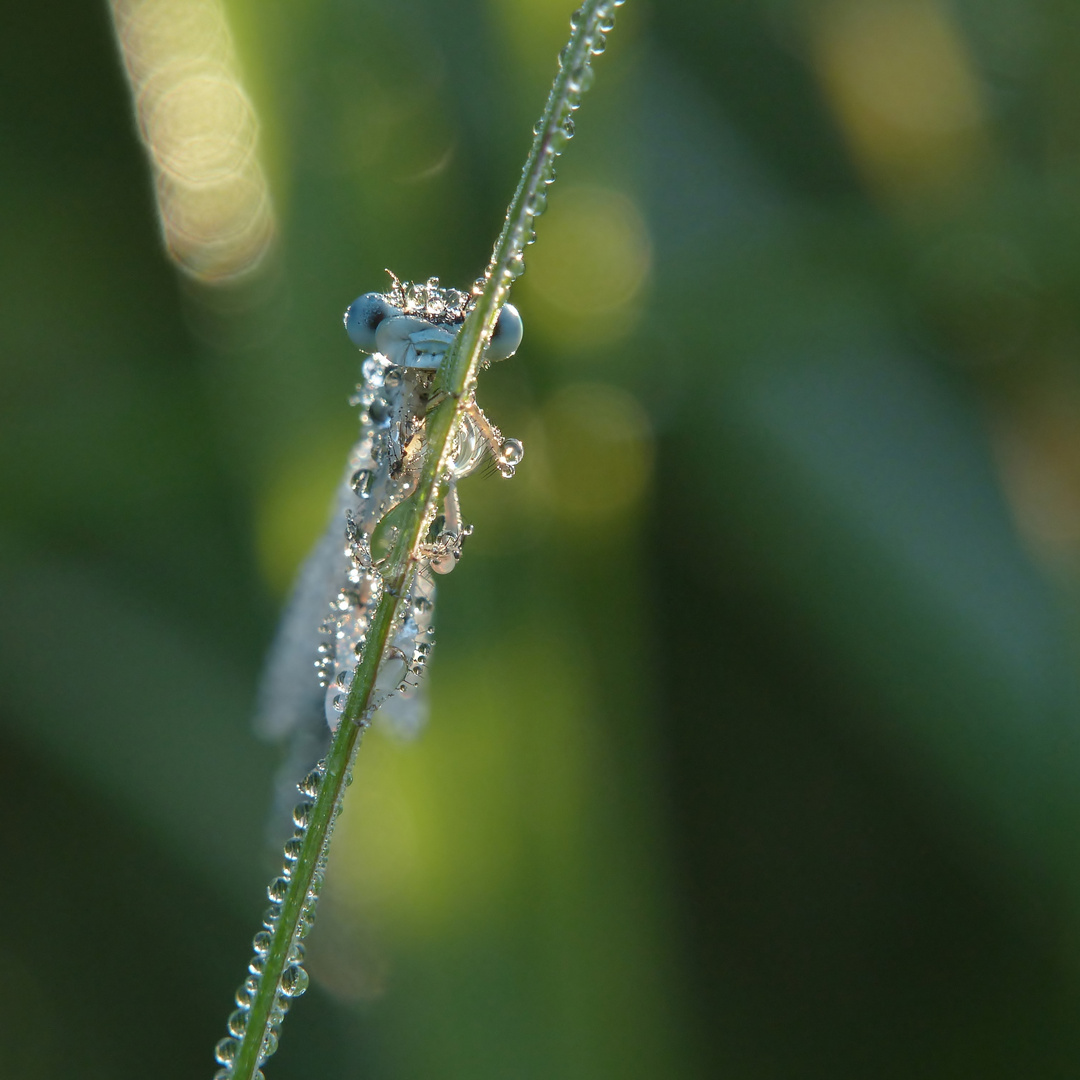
[5,0,1080,1075]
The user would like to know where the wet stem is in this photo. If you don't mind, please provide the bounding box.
[219,2,622,1077]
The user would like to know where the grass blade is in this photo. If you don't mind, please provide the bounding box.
[217,4,623,1076]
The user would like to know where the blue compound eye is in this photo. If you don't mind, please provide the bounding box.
[344,292,399,351]
[486,303,523,361]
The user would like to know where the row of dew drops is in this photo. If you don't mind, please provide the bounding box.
[210,2,622,1075]
[213,761,335,1078]
[480,1,623,296]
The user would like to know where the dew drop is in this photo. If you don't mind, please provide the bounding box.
[227,1009,248,1037]
[236,975,259,1009]
[249,954,266,976]
[590,36,607,54]
[252,931,272,956]
[292,801,313,829]
[280,964,311,998]
[261,906,280,930]
[295,906,316,939]
[369,398,391,428]
[500,439,524,467]
[298,764,321,799]
[430,551,457,575]
[261,1029,280,1059]
[351,469,374,498]
[214,1070,232,1080]
[283,837,303,863]
[267,876,291,904]
[215,1037,240,1065]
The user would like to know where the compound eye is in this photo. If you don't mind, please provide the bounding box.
[344,293,399,351]
[486,303,523,361]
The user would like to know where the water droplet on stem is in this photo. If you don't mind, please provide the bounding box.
[280,964,310,998]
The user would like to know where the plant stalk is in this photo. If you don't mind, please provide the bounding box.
[222,3,621,1076]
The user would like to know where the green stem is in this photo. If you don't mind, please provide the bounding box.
[222,3,621,1076]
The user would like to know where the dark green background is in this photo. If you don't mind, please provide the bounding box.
[4,0,1080,1076]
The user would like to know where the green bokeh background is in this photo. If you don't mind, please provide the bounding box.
[5,0,1080,1076]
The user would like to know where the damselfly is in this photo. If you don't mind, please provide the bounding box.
[256,273,523,768]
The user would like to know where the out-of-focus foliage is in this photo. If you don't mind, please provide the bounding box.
[3,0,1080,1077]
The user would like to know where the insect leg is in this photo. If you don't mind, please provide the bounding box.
[462,396,524,477]
[420,480,473,575]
